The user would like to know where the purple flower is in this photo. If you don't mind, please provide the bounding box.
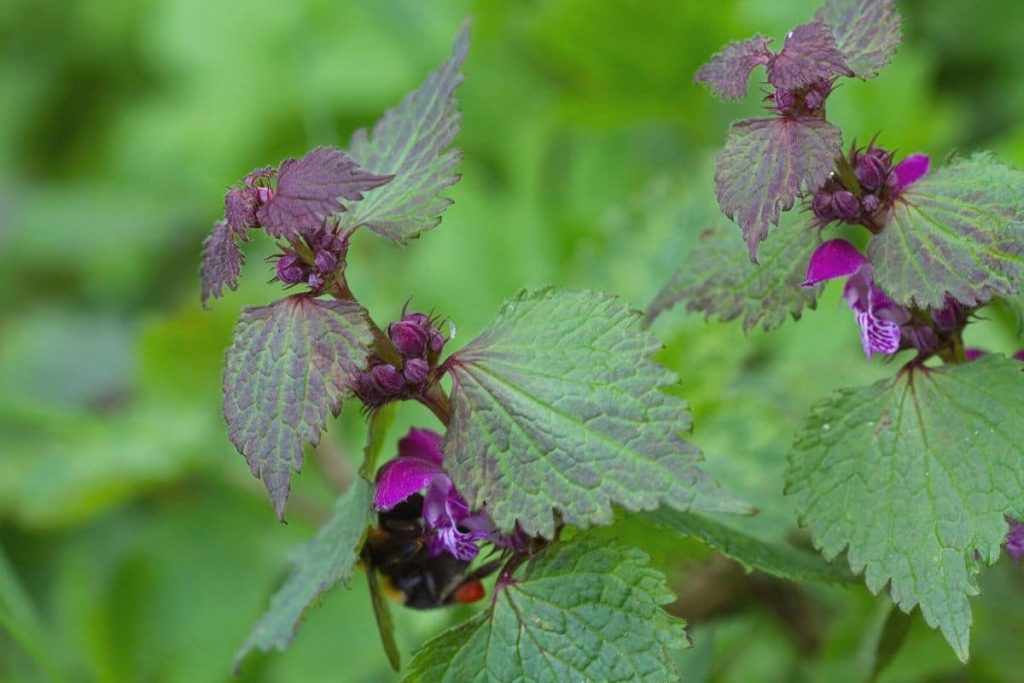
[374,429,488,561]
[803,239,907,357]
[893,153,930,192]
[1006,520,1024,562]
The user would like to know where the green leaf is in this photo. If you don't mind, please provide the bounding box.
[402,537,688,683]
[715,116,842,260]
[234,477,374,671]
[785,355,1024,661]
[816,0,902,80]
[444,288,750,538]
[869,153,1024,308]
[341,21,469,243]
[648,508,852,583]
[646,214,822,331]
[223,295,374,519]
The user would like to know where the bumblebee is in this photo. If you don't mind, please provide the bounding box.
[363,494,500,608]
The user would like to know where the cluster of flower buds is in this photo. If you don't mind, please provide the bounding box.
[811,145,898,226]
[225,167,275,232]
[273,226,347,293]
[354,311,449,406]
[772,78,833,117]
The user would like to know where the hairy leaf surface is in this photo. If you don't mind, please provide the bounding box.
[646,214,821,331]
[223,296,374,518]
[342,21,469,243]
[258,147,392,238]
[443,288,750,539]
[234,478,373,670]
[402,538,688,683]
[816,0,902,80]
[766,21,852,91]
[869,154,1024,308]
[649,508,851,583]
[715,116,841,260]
[786,355,1024,661]
[693,35,772,100]
[200,220,245,307]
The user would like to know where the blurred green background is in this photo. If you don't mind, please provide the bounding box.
[2,0,1023,681]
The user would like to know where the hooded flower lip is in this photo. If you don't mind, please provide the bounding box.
[893,153,930,192]
[374,428,490,562]
[803,239,905,357]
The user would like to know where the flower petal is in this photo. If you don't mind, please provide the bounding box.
[893,153,930,191]
[855,309,902,357]
[374,456,442,510]
[1006,520,1024,562]
[803,239,870,287]
[965,348,986,362]
[427,526,483,561]
[397,428,443,465]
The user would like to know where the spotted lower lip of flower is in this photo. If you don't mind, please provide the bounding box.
[803,239,905,357]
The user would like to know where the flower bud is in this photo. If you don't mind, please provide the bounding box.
[429,328,446,355]
[774,89,797,111]
[318,232,345,253]
[389,321,428,358]
[276,254,306,285]
[371,364,406,396]
[811,191,835,222]
[931,298,963,330]
[804,89,824,111]
[314,249,338,274]
[402,312,431,328]
[307,272,324,290]
[402,358,430,385]
[866,147,893,166]
[255,186,274,204]
[861,193,880,213]
[831,190,861,221]
[855,154,887,191]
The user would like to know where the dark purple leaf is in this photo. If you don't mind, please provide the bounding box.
[767,21,852,91]
[715,116,842,259]
[200,220,245,307]
[694,35,773,100]
[257,147,392,238]
[225,187,259,232]
[223,295,374,518]
[341,21,469,243]
[816,0,902,80]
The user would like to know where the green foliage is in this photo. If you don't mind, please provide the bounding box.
[402,537,688,683]
[234,477,374,669]
[816,0,902,80]
[647,213,822,331]
[342,21,469,243]
[649,508,852,583]
[786,355,1024,661]
[444,288,750,538]
[223,297,374,519]
[869,153,1024,308]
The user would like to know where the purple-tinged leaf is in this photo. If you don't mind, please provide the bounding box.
[225,187,259,232]
[868,153,1024,308]
[443,288,751,539]
[223,295,374,518]
[767,21,852,91]
[715,116,842,259]
[816,0,902,80]
[200,220,246,307]
[802,238,868,286]
[257,147,393,238]
[647,212,822,332]
[341,21,469,243]
[694,35,773,100]
[234,477,373,671]
[786,355,1024,662]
